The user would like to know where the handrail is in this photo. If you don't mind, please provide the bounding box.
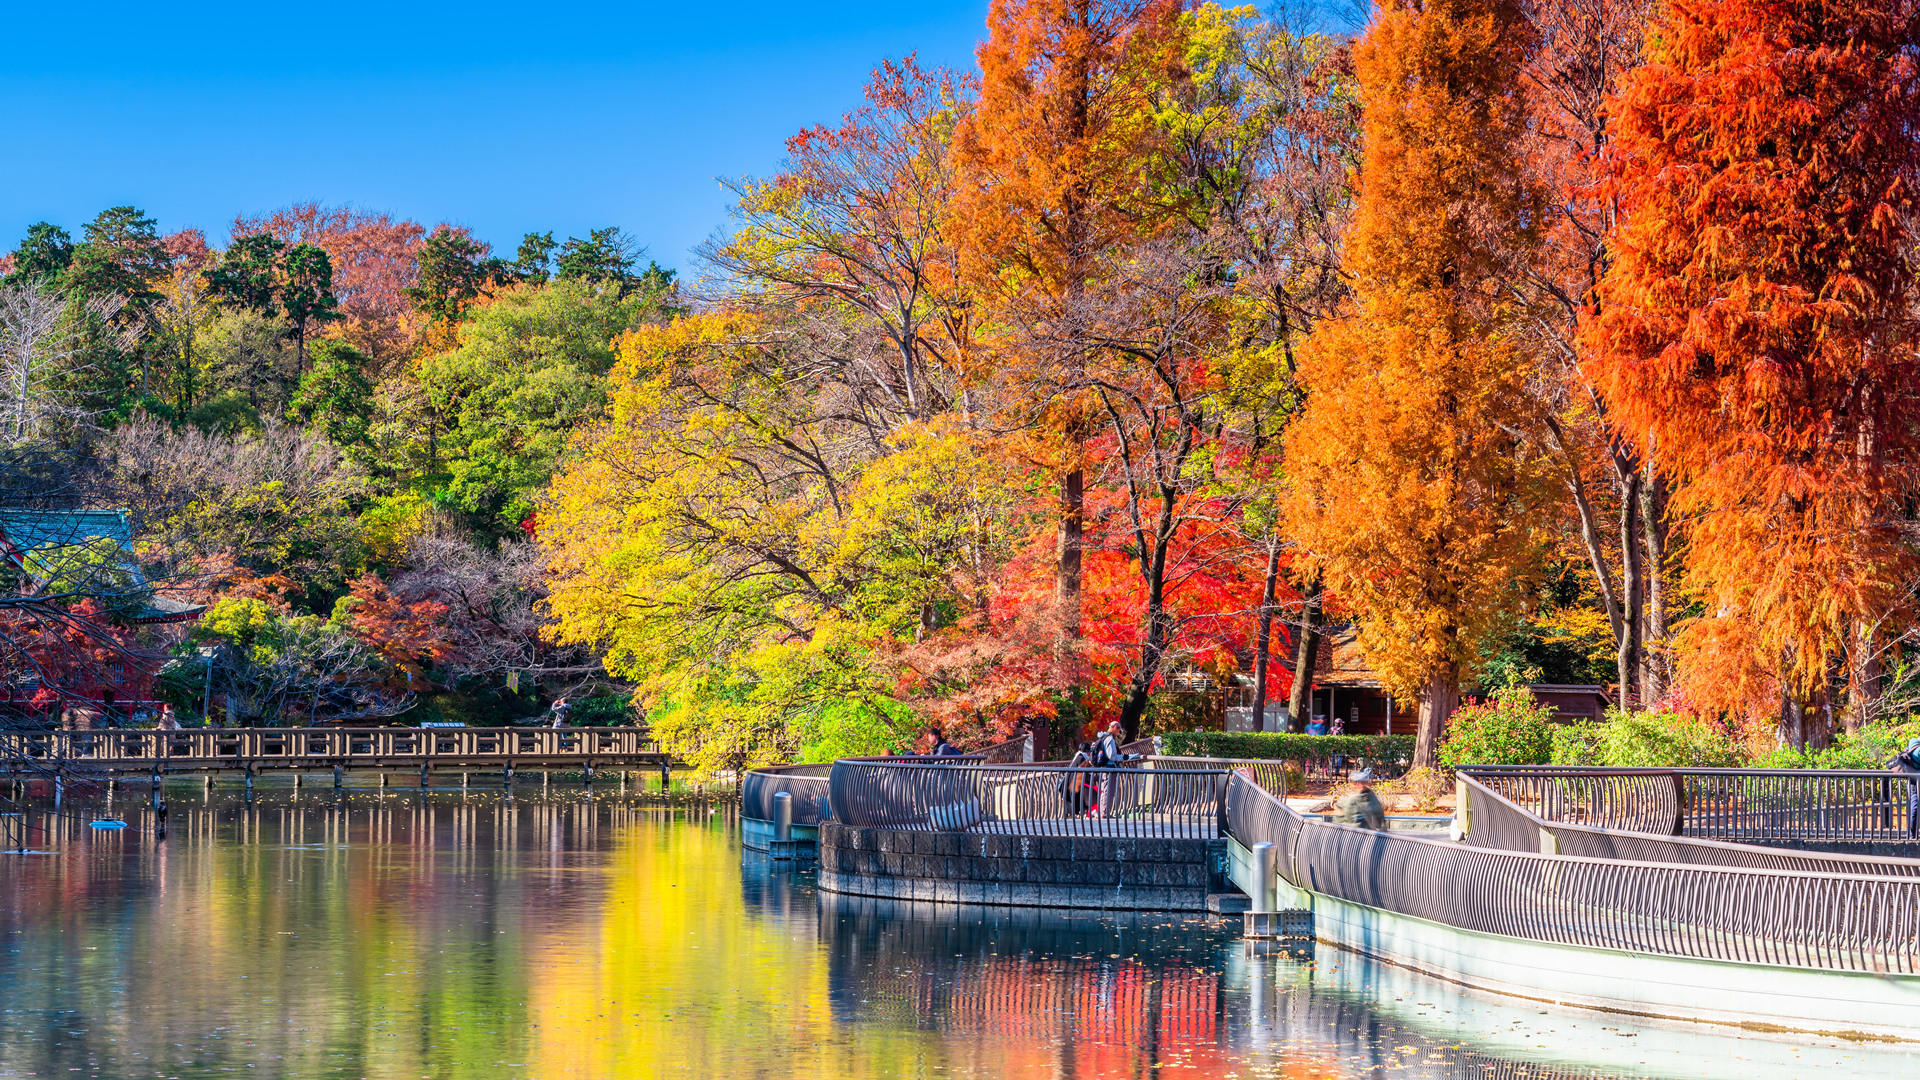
[1457,773,1920,877]
[1227,770,1920,974]
[0,727,661,767]
[1463,765,1920,845]
[829,759,1228,838]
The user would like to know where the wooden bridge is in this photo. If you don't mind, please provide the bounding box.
[0,727,675,784]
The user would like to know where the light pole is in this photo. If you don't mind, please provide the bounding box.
[196,646,216,727]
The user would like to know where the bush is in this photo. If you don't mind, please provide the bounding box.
[1753,719,1920,770]
[571,694,641,727]
[1438,685,1555,767]
[1550,708,1747,768]
[1159,730,1415,763]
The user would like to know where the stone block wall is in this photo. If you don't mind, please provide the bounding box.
[816,823,1227,911]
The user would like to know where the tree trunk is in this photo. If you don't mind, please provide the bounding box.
[1414,670,1459,770]
[1057,466,1084,640]
[1778,691,1806,751]
[1639,462,1671,701]
[1615,469,1643,708]
[1285,578,1324,733]
[1250,547,1281,733]
[1847,619,1883,735]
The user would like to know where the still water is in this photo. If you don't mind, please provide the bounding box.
[1,786,1916,1079]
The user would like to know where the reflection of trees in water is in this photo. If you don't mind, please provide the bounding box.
[0,792,722,1080]
[810,892,1651,1080]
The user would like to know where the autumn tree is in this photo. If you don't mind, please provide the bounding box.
[950,0,1182,702]
[1282,0,1553,767]
[1583,0,1920,745]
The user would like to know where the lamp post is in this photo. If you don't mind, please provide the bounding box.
[196,646,216,727]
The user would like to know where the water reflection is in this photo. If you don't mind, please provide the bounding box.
[0,789,1914,1079]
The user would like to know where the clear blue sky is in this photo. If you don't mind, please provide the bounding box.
[0,1,991,274]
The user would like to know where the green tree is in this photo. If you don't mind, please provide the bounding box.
[290,339,374,450]
[512,232,557,284]
[404,226,506,324]
[279,242,339,370]
[65,207,169,303]
[207,233,286,313]
[4,223,75,286]
[418,277,671,535]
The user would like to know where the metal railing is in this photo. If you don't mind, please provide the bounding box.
[742,763,833,826]
[1227,770,1920,974]
[1457,772,1920,877]
[828,759,1229,837]
[1149,755,1289,798]
[1465,765,1920,845]
[0,727,662,768]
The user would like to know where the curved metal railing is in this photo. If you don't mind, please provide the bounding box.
[1228,770,1920,974]
[741,763,834,827]
[1464,765,1920,845]
[1457,773,1920,877]
[828,759,1228,837]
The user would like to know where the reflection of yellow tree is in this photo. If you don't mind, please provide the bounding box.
[527,817,934,1077]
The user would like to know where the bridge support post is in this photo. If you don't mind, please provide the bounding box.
[203,774,213,792]
[333,765,343,790]
[542,771,549,793]
[461,772,468,790]
[582,762,594,786]
[244,763,254,791]
[293,772,302,789]
[659,761,670,790]
[503,764,515,788]
[379,772,389,789]
[150,767,161,788]
[419,764,431,789]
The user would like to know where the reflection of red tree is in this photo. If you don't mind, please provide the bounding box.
[864,951,1227,1071]
[9,599,161,717]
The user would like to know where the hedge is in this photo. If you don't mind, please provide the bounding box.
[1159,731,1415,762]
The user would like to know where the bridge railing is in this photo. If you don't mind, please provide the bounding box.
[0,727,659,766]
[1463,765,1919,845]
[829,760,1229,838]
[1455,772,1920,877]
[742,763,834,826]
[1227,770,1920,974]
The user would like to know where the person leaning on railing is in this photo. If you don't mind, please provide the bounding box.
[1332,769,1387,830]
[1891,738,1920,837]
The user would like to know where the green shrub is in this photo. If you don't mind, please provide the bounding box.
[571,694,641,727]
[1438,685,1555,767]
[1550,708,1747,768]
[1158,730,1414,763]
[1753,719,1920,770]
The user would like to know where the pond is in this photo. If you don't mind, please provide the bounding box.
[0,784,1915,1078]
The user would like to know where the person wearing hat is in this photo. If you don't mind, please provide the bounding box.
[1890,737,1920,837]
[1332,768,1387,831]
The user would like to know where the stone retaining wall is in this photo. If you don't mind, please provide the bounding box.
[816,823,1227,911]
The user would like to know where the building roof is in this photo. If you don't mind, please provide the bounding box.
[0,508,204,625]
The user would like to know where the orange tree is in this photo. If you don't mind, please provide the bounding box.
[1281,0,1554,768]
[1583,0,1920,743]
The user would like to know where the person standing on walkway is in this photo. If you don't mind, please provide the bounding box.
[550,698,572,728]
[1892,737,1920,837]
[1094,722,1125,817]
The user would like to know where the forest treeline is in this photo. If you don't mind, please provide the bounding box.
[5,0,1918,772]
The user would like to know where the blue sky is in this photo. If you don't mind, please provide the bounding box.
[0,1,991,274]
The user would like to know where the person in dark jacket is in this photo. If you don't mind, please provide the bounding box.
[1891,737,1920,837]
[929,729,960,756]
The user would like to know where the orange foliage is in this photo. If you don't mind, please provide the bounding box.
[342,573,458,681]
[1583,0,1920,713]
[233,202,428,365]
[1282,0,1552,766]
